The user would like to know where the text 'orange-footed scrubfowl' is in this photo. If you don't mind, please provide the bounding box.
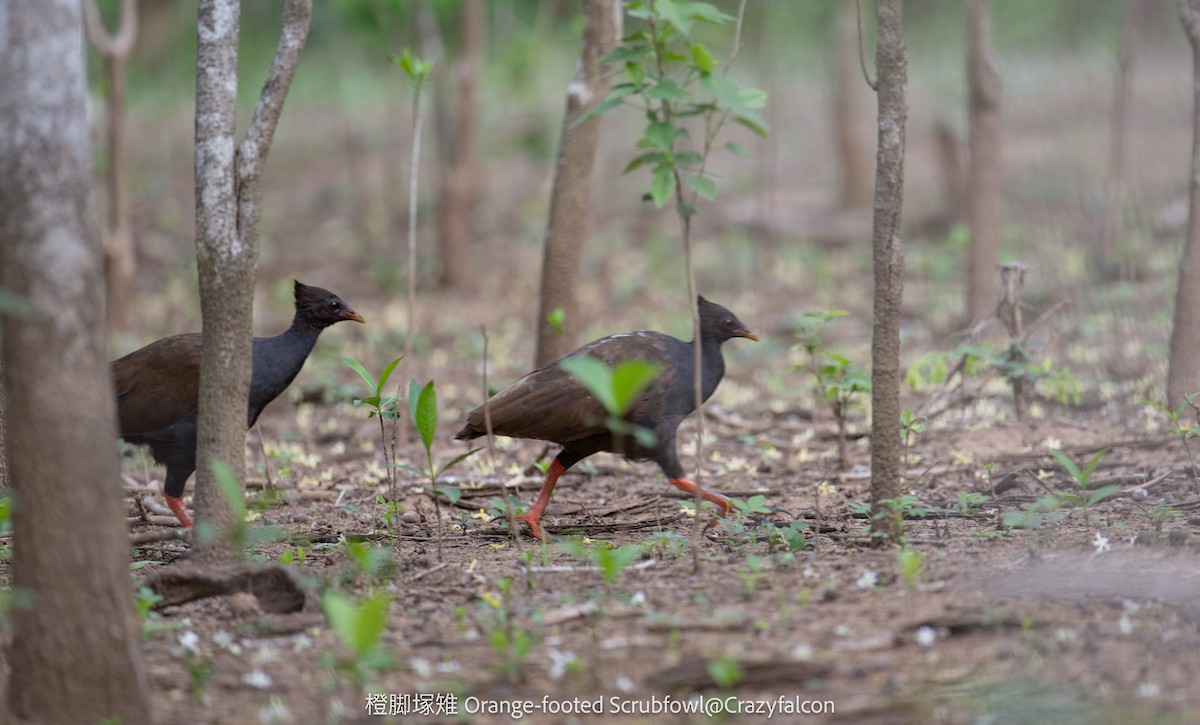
[112,281,364,527]
[456,297,756,540]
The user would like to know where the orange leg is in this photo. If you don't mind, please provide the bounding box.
[513,459,566,541]
[668,477,731,515]
[165,494,193,528]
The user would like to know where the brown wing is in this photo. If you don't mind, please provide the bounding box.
[111,333,202,436]
[462,331,679,444]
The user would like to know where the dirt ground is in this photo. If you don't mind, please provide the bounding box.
[112,341,1200,725]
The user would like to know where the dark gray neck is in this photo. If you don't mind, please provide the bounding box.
[247,316,322,425]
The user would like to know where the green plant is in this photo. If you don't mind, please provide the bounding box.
[866,495,926,543]
[1048,447,1116,525]
[1142,503,1179,534]
[278,543,309,567]
[345,355,404,508]
[194,460,282,553]
[822,355,871,470]
[562,538,645,585]
[1001,494,1065,531]
[475,578,535,683]
[397,379,480,559]
[707,654,744,690]
[321,590,392,688]
[897,546,924,588]
[559,355,661,448]
[337,536,395,583]
[1140,395,1200,479]
[954,491,989,516]
[900,409,926,452]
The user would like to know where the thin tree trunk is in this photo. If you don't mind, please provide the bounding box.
[1100,0,1144,268]
[436,0,483,290]
[84,0,139,330]
[833,0,872,209]
[192,0,311,564]
[965,0,1001,326]
[533,0,621,368]
[0,2,151,720]
[1168,0,1200,408]
[869,0,907,542]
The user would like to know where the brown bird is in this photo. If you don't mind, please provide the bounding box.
[455,297,756,540]
[112,281,364,527]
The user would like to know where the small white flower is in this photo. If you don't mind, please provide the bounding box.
[243,668,272,689]
[1092,532,1110,554]
[615,675,635,693]
[291,634,312,652]
[915,626,937,647]
[630,591,646,607]
[1119,614,1133,635]
[790,643,814,661]
[856,569,878,589]
[436,660,460,674]
[834,624,851,636]
[1054,628,1077,643]
[547,648,577,680]
[178,630,200,656]
[1138,682,1161,698]
[1041,437,1062,450]
[410,657,433,678]
[802,567,818,579]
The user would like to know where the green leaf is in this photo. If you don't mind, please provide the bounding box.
[725,141,749,157]
[407,379,422,424]
[414,381,437,453]
[650,168,674,208]
[435,486,463,504]
[655,0,692,35]
[1079,447,1110,487]
[343,358,377,394]
[700,73,744,110]
[624,61,646,85]
[646,78,688,101]
[574,85,634,126]
[560,355,618,414]
[1048,449,1081,482]
[546,306,565,333]
[644,121,679,152]
[687,2,736,25]
[689,42,716,73]
[611,360,661,414]
[376,356,404,396]
[322,590,390,659]
[599,45,651,63]
[623,151,663,174]
[392,48,432,82]
[1087,484,1121,507]
[733,114,769,138]
[686,175,717,200]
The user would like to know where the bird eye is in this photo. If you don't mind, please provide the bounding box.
[723,316,735,326]
[328,300,340,309]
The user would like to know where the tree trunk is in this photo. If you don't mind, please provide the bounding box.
[192,0,311,564]
[1099,0,1144,269]
[965,0,1001,326]
[0,2,151,721]
[832,0,873,209]
[1168,0,1200,408]
[435,0,483,290]
[869,0,908,542]
[84,0,139,330]
[533,0,621,368]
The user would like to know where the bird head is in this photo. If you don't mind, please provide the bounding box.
[697,296,757,343]
[293,280,365,328]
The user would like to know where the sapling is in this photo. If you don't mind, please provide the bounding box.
[1048,447,1117,525]
[321,589,391,688]
[398,379,480,560]
[344,355,404,506]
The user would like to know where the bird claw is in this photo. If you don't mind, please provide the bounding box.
[512,512,547,541]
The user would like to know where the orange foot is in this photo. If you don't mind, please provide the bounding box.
[165,494,193,528]
[512,511,547,541]
[668,477,731,515]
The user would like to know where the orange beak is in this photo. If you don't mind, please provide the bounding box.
[734,328,758,341]
[342,309,366,324]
